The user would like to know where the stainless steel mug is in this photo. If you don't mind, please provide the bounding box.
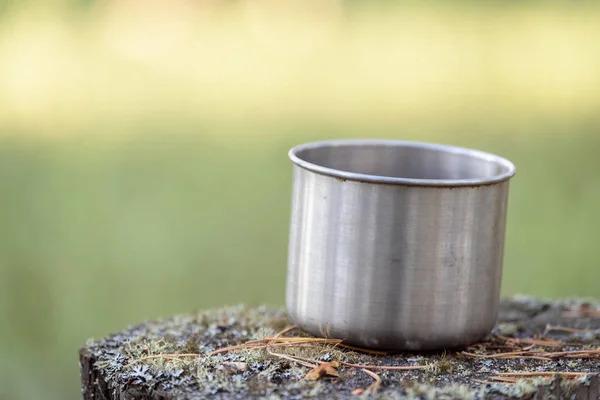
[285,139,516,350]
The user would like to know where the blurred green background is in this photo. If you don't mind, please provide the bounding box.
[1,1,599,399]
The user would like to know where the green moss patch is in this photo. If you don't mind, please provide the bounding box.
[81,297,600,399]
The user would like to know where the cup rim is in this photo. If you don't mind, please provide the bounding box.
[288,139,516,187]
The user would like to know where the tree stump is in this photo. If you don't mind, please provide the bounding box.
[80,296,600,399]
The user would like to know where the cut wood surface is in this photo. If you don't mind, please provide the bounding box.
[80,296,600,399]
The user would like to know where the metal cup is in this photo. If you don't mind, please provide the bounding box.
[285,139,516,350]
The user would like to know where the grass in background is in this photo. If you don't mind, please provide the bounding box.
[1,123,599,399]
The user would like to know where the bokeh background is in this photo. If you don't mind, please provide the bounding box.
[0,1,599,399]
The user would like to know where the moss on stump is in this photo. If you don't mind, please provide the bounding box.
[80,296,600,399]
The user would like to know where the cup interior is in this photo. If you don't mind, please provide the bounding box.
[290,140,515,185]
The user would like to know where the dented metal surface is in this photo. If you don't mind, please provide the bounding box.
[286,139,516,350]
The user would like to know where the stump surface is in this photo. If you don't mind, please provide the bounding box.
[80,296,600,399]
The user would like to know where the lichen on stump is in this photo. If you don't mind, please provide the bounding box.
[80,296,600,400]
